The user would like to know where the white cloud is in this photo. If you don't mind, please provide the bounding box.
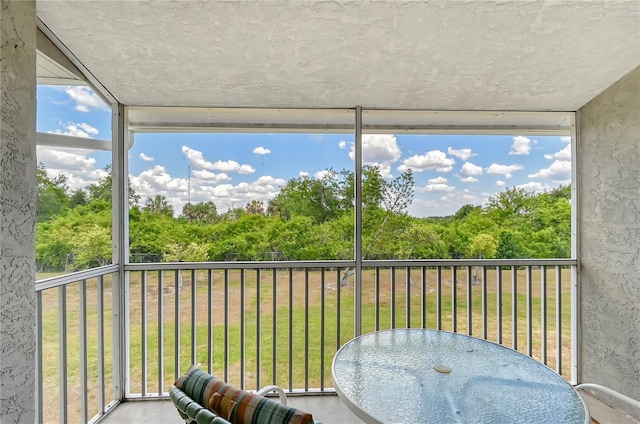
[338,140,348,149]
[561,136,571,143]
[421,177,455,192]
[528,159,571,180]
[369,162,392,178]
[459,176,479,183]
[398,150,455,173]
[428,176,448,184]
[486,163,524,176]
[48,122,99,138]
[516,181,553,193]
[447,147,476,160]
[212,160,255,174]
[131,165,188,197]
[349,134,402,164]
[509,136,536,156]
[460,162,483,176]
[129,164,287,214]
[139,153,154,161]
[191,169,231,182]
[314,169,334,180]
[299,171,309,177]
[36,146,105,190]
[182,146,255,174]
[253,146,271,155]
[495,180,506,187]
[409,189,489,217]
[547,144,571,160]
[64,86,109,112]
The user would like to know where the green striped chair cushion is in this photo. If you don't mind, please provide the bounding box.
[174,366,315,424]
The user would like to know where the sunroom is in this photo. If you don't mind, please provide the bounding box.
[1,1,639,423]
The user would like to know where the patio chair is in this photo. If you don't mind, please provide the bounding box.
[575,383,640,423]
[170,366,316,424]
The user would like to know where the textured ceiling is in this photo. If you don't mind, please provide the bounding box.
[37,0,640,111]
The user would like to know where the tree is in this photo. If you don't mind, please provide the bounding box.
[245,200,264,215]
[86,164,140,205]
[69,189,88,208]
[267,170,345,224]
[73,225,112,268]
[182,201,217,225]
[485,187,534,224]
[467,233,498,284]
[37,163,69,222]
[363,168,414,258]
[164,242,210,262]
[143,195,174,216]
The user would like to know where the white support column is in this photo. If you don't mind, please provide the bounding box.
[0,1,37,422]
[354,106,363,337]
[111,103,128,400]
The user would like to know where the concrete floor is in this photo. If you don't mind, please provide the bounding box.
[100,394,364,424]
[100,392,638,424]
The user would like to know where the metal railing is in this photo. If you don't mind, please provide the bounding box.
[36,258,577,423]
[36,265,120,424]
[124,259,575,396]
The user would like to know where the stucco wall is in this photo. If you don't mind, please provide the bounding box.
[0,1,37,422]
[578,65,640,420]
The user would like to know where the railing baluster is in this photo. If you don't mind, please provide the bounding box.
[288,268,293,392]
[452,266,457,333]
[482,266,488,340]
[80,279,88,423]
[375,267,380,331]
[336,268,341,349]
[191,269,197,366]
[526,266,533,357]
[497,267,503,344]
[512,266,518,350]
[256,269,261,391]
[421,266,427,329]
[467,266,472,336]
[158,271,164,395]
[556,265,562,374]
[272,269,277,385]
[320,268,325,391]
[174,270,180,380]
[406,267,411,328]
[241,269,246,389]
[141,271,147,396]
[436,267,442,330]
[58,284,67,424]
[224,269,230,382]
[207,269,213,375]
[97,275,105,412]
[541,265,548,365]
[304,268,309,392]
[391,267,396,329]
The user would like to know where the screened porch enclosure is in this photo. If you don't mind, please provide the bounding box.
[2,1,637,423]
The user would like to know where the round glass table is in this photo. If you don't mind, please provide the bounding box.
[332,329,589,424]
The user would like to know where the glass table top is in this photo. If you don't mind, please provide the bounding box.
[332,329,588,424]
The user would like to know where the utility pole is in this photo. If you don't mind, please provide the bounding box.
[188,164,191,204]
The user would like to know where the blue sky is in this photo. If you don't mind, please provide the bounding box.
[37,85,572,217]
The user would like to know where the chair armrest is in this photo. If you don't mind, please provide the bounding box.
[575,383,640,413]
[256,384,288,405]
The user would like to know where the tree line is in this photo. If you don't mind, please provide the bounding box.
[36,163,571,272]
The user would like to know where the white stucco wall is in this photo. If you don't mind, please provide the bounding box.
[578,65,640,420]
[0,1,37,422]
